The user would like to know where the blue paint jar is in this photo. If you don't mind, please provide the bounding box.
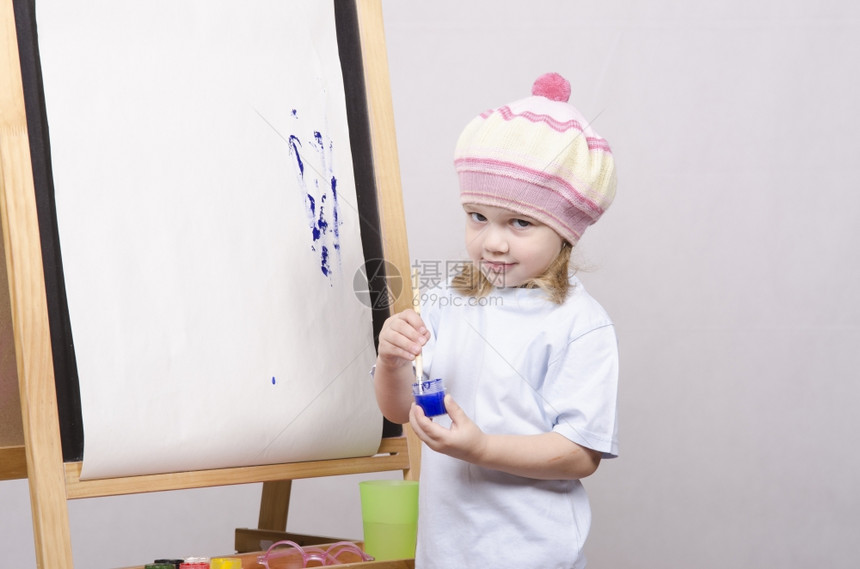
[412,378,447,417]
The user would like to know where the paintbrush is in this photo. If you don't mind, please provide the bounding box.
[411,268,424,391]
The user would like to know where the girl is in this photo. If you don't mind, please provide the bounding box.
[373,73,619,569]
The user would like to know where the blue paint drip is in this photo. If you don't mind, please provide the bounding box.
[330,176,340,241]
[288,135,304,176]
[316,194,328,238]
[272,377,276,385]
[320,245,331,276]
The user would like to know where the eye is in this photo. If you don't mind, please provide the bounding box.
[511,218,531,228]
[469,212,487,222]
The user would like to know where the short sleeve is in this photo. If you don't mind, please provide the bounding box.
[544,324,619,458]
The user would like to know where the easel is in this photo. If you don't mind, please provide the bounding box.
[0,1,419,567]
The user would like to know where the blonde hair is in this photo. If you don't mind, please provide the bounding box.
[451,243,573,304]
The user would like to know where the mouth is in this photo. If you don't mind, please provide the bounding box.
[481,260,515,273]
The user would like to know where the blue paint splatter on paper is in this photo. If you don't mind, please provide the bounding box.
[284,110,343,281]
[288,135,304,176]
[320,246,331,276]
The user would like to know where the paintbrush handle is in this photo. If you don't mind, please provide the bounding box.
[411,269,424,382]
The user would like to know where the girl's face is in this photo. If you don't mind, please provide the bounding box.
[464,204,564,288]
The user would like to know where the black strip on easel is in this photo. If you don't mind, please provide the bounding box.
[334,0,402,438]
[335,0,387,346]
[13,0,85,462]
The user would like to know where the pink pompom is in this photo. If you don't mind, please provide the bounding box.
[531,72,571,102]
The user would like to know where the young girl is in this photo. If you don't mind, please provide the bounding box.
[373,73,619,569]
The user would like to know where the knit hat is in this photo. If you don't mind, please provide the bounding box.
[454,73,617,245]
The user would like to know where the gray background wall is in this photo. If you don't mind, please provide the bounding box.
[2,1,859,567]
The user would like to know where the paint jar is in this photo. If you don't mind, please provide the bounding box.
[210,558,242,569]
[145,564,175,569]
[153,561,184,569]
[179,558,210,569]
[412,378,446,417]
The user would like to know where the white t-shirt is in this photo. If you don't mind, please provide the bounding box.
[415,276,619,569]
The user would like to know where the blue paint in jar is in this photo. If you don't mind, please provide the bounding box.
[415,390,446,416]
[413,378,447,417]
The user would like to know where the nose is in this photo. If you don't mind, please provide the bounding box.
[482,223,509,254]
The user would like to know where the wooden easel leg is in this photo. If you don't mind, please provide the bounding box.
[1,2,74,567]
[257,480,292,531]
[402,425,421,482]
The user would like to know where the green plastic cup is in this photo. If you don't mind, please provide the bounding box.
[359,479,419,561]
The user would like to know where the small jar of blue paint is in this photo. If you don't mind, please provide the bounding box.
[413,378,447,417]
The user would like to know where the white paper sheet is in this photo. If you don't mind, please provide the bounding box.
[36,0,384,479]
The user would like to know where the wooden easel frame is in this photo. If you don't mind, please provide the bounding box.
[0,1,418,567]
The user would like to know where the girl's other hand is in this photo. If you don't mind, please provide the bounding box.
[409,395,487,463]
[410,395,599,480]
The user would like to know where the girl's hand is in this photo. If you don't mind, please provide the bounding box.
[410,394,602,480]
[376,309,430,369]
[409,395,487,463]
[373,309,429,425]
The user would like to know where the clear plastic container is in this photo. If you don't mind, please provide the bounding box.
[412,378,447,416]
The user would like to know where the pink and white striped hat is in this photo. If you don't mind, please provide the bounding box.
[455,73,617,245]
